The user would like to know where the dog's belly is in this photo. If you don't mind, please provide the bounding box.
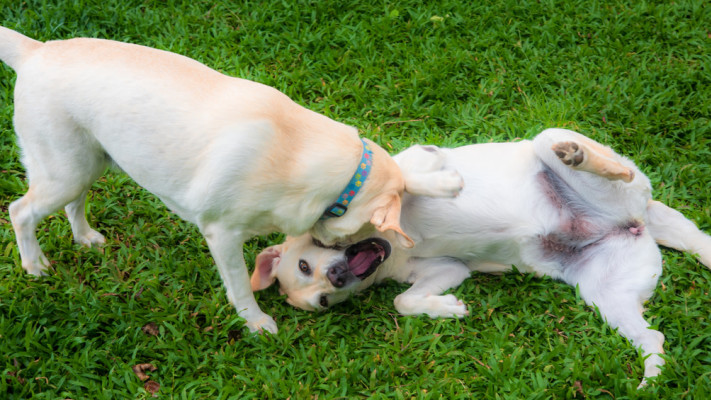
[400,144,644,279]
[403,194,641,280]
[401,142,551,265]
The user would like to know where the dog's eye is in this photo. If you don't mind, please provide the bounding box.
[298,260,311,275]
[319,295,329,308]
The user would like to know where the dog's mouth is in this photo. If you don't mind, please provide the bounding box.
[344,238,391,279]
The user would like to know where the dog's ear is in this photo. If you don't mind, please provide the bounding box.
[251,245,282,291]
[370,194,414,248]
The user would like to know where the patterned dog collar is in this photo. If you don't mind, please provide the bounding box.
[321,139,373,219]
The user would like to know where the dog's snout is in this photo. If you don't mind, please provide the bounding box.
[327,263,350,288]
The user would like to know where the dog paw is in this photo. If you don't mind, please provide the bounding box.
[395,293,468,318]
[22,254,51,276]
[552,141,585,167]
[76,229,106,248]
[553,141,635,183]
[245,313,278,334]
[428,170,465,198]
[428,294,469,318]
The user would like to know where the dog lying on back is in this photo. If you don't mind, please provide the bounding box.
[0,26,417,334]
[252,128,711,383]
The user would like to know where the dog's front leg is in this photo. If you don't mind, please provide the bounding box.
[393,257,470,318]
[395,145,464,198]
[201,223,278,334]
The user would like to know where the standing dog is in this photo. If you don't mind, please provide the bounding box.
[253,128,711,382]
[0,27,415,333]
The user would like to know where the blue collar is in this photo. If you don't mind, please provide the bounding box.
[321,138,373,219]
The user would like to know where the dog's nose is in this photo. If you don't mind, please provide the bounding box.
[326,263,349,288]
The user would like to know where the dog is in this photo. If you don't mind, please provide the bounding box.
[0,26,421,334]
[252,128,711,383]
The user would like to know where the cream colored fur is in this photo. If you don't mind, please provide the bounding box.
[0,26,413,334]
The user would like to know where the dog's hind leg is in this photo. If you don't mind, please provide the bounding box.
[533,129,640,182]
[65,190,106,247]
[10,98,107,275]
[590,291,665,387]
[548,134,635,183]
[10,191,54,276]
[533,128,651,217]
[552,141,635,182]
[568,235,665,386]
[11,184,100,275]
[647,200,711,267]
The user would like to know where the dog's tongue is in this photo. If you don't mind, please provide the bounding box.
[348,246,384,277]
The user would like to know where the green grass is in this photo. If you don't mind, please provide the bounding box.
[1,0,710,398]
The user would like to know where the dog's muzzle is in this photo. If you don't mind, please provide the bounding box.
[326,238,391,288]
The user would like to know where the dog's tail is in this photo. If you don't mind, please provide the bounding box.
[647,200,711,268]
[0,26,42,71]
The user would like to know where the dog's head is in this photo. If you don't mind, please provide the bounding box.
[250,234,392,310]
[308,138,414,250]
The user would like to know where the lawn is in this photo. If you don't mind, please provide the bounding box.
[1,0,710,398]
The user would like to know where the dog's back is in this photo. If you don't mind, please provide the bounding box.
[1,27,413,333]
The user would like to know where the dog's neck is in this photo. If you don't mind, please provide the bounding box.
[320,138,373,219]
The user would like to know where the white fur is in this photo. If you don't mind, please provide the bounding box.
[262,128,711,384]
[0,27,410,334]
